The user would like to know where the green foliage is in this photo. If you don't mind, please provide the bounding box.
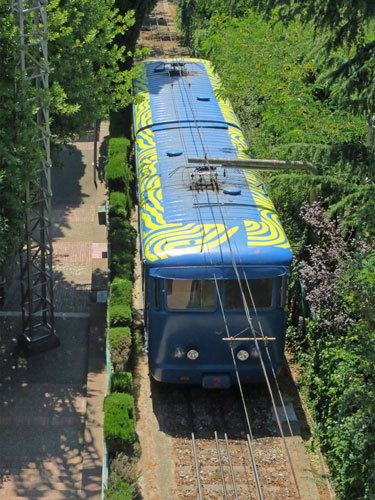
[110,278,133,307]
[108,327,132,371]
[104,478,132,500]
[297,226,375,499]
[109,304,132,328]
[109,219,137,280]
[109,192,127,219]
[0,1,42,268]
[109,110,129,138]
[109,137,131,157]
[105,137,134,213]
[105,154,131,192]
[110,371,133,394]
[178,5,374,240]
[104,392,136,455]
[114,0,158,71]
[254,0,375,119]
[47,0,138,138]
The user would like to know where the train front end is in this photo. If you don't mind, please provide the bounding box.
[145,262,291,388]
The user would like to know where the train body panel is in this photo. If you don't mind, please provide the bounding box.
[133,58,293,386]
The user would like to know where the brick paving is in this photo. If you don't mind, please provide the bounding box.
[54,242,92,263]
[0,122,109,499]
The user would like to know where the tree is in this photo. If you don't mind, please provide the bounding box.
[48,0,137,139]
[0,1,40,269]
[258,0,375,119]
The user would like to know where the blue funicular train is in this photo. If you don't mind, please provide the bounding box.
[132,58,293,388]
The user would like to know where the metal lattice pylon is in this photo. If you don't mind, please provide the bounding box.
[12,0,59,352]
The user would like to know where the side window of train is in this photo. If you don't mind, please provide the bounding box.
[165,279,216,310]
[224,278,274,310]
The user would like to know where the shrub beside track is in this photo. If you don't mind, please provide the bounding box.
[103,120,139,500]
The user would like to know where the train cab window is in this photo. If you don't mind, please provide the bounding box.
[166,279,215,310]
[224,278,274,310]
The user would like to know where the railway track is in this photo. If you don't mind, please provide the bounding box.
[150,382,300,499]
[138,0,190,59]
[134,3,333,499]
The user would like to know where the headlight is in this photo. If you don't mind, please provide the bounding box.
[250,347,260,358]
[187,349,199,360]
[173,346,186,359]
[237,349,249,361]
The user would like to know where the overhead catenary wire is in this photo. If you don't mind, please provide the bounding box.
[142,5,303,499]
[151,11,212,260]
[151,8,265,496]
[177,45,303,500]
[151,3,297,498]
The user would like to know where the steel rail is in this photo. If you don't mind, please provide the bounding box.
[180,62,303,500]
[224,433,239,500]
[247,434,264,500]
[140,5,302,499]
[192,433,204,500]
[214,431,229,500]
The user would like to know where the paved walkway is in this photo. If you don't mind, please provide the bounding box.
[0,123,108,499]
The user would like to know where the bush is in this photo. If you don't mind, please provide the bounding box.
[109,220,137,280]
[109,192,127,220]
[109,304,132,328]
[110,257,134,281]
[110,278,133,307]
[110,371,133,394]
[105,154,128,192]
[108,137,130,158]
[108,327,132,371]
[104,392,136,455]
[104,477,132,500]
[109,219,137,254]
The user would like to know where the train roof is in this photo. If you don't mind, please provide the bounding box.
[132,58,293,272]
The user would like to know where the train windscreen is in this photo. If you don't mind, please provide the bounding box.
[224,278,274,309]
[166,279,216,310]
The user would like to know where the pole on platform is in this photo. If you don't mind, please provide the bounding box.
[13,0,59,355]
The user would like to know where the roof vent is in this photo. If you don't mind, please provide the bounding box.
[167,150,183,157]
[223,187,241,196]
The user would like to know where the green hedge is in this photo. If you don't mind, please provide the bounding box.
[104,392,135,455]
[105,137,133,212]
[108,327,132,371]
[108,219,137,280]
[104,478,132,500]
[110,371,133,394]
[109,192,127,220]
[108,137,130,158]
[108,304,132,328]
[105,154,133,193]
[110,278,133,306]
[109,219,137,254]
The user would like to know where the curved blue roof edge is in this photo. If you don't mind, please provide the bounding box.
[149,266,291,280]
[135,119,242,136]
